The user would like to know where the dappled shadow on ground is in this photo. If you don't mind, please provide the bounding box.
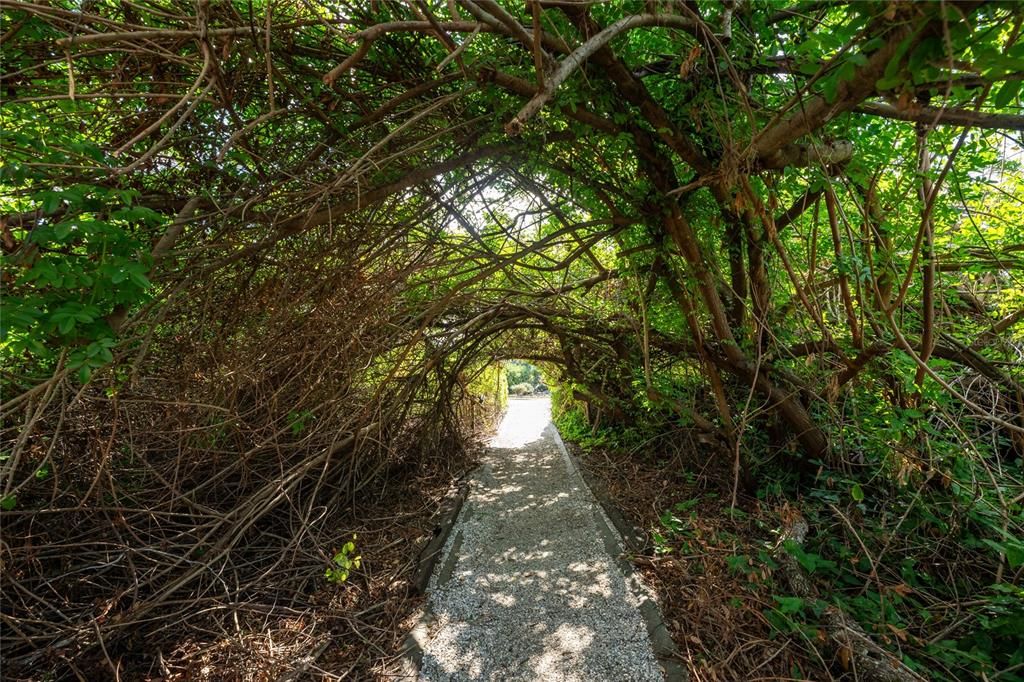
[418,398,662,681]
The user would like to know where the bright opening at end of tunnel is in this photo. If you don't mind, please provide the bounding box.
[490,395,552,449]
[505,359,548,396]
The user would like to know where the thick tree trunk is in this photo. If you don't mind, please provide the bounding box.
[556,2,830,462]
[661,207,830,461]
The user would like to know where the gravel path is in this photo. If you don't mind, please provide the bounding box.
[417,397,666,681]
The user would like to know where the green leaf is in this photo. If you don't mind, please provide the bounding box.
[876,74,905,91]
[726,554,750,574]
[775,595,805,614]
[128,270,151,289]
[39,191,63,214]
[993,80,1021,108]
[877,32,917,91]
[860,37,884,53]
[1006,542,1024,570]
[983,538,1024,569]
[798,61,820,76]
[851,483,865,502]
[822,76,839,103]
[1,495,16,511]
[112,205,164,224]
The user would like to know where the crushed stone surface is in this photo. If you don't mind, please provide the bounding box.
[418,397,664,681]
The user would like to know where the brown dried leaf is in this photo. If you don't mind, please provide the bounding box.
[838,644,852,670]
[887,623,909,641]
[679,45,702,79]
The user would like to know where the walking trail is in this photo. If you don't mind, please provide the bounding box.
[415,397,673,681]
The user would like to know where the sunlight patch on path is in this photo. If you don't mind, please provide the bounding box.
[418,397,664,681]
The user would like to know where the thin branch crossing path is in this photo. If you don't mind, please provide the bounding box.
[415,398,675,681]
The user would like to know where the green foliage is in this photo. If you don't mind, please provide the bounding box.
[462,361,509,428]
[653,498,707,555]
[325,535,361,585]
[509,382,535,395]
[288,410,315,436]
[1,162,165,382]
[751,447,1024,680]
[505,360,542,388]
[552,383,585,434]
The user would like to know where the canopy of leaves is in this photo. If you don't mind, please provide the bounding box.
[1,1,1023,679]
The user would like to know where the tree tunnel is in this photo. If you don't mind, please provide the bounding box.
[3,1,1024,678]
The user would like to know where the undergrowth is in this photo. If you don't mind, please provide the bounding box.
[556,387,1024,681]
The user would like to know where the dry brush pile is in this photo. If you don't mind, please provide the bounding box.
[0,4,519,673]
[1,200,513,678]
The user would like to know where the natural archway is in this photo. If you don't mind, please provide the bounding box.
[3,2,1023,679]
